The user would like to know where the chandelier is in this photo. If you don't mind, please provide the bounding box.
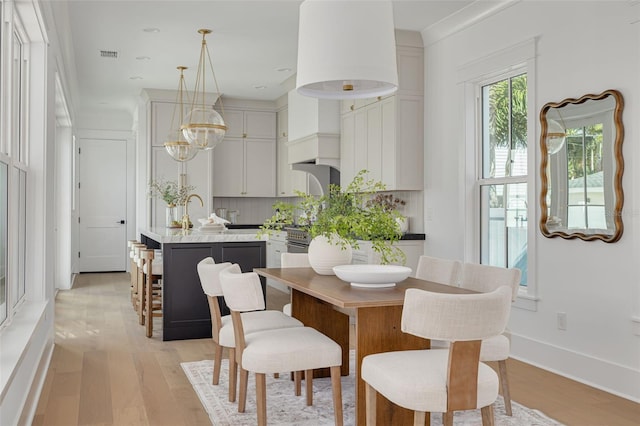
[164,66,199,162]
[181,29,227,150]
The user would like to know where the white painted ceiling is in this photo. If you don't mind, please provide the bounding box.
[49,0,476,115]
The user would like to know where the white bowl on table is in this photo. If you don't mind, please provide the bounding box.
[333,264,412,288]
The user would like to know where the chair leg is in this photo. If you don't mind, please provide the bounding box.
[481,404,495,426]
[256,373,267,426]
[305,369,313,406]
[229,348,238,403]
[138,269,145,325]
[443,412,454,426]
[365,382,376,426]
[498,359,512,416]
[212,342,223,385]
[330,366,343,426]
[145,275,153,337]
[238,368,248,412]
[413,411,426,426]
[294,370,303,396]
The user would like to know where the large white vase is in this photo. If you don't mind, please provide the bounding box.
[308,234,353,275]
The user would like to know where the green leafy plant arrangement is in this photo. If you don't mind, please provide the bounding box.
[148,179,195,207]
[260,170,405,264]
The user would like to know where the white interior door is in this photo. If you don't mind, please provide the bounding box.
[79,138,127,272]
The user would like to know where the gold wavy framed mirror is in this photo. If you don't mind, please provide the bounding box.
[539,89,624,242]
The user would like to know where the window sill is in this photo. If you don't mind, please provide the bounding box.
[513,292,538,311]
[0,300,48,401]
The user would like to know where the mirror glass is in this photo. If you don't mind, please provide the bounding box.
[539,89,624,242]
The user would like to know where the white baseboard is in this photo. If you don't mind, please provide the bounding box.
[18,341,54,425]
[511,333,640,403]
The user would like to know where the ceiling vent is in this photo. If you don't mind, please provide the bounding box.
[100,50,118,59]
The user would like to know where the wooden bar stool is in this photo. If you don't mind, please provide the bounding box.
[130,243,146,316]
[140,248,163,337]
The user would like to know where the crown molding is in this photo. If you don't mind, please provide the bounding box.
[421,0,521,46]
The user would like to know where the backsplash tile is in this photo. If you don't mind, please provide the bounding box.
[213,190,423,232]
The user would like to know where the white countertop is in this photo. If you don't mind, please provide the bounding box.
[142,227,267,244]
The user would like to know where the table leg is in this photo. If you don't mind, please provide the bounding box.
[291,289,350,377]
[355,306,431,426]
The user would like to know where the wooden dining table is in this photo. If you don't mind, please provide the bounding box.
[254,267,474,426]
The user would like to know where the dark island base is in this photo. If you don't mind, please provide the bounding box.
[141,235,266,341]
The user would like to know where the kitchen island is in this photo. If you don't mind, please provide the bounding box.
[141,227,267,341]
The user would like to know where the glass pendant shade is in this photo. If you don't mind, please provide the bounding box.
[164,140,199,162]
[164,66,199,162]
[296,0,398,99]
[182,29,227,150]
[181,107,227,150]
[546,118,566,155]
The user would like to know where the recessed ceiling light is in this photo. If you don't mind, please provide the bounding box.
[129,76,143,80]
[143,27,160,33]
[254,85,267,90]
[276,67,292,73]
[136,56,151,61]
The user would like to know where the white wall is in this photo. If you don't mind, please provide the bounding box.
[423,1,639,401]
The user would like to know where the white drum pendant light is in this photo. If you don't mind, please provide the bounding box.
[296,0,398,100]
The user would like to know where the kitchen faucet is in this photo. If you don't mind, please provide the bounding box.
[182,193,204,230]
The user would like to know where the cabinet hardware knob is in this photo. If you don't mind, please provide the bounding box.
[243,133,247,138]
[350,105,354,111]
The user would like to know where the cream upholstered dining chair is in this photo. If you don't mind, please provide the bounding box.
[219,263,343,426]
[362,286,512,426]
[460,262,521,416]
[197,257,303,402]
[280,252,311,317]
[414,255,462,285]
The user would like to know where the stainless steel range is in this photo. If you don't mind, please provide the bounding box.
[285,226,311,253]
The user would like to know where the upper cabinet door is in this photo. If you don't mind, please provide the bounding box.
[244,111,276,139]
[222,110,245,139]
[213,138,244,197]
[151,102,180,146]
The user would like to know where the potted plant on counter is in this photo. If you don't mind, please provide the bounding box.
[148,179,195,228]
[260,170,406,274]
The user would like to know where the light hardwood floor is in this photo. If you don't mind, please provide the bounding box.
[33,272,639,425]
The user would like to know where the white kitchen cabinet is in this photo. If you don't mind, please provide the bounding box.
[339,38,424,190]
[224,109,276,139]
[340,94,423,190]
[351,240,424,275]
[150,101,180,147]
[276,107,307,197]
[212,106,277,197]
[213,137,276,197]
[149,146,210,227]
[266,231,289,292]
[142,89,215,228]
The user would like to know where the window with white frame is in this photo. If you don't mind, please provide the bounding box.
[462,40,536,307]
[0,6,29,328]
[478,72,528,285]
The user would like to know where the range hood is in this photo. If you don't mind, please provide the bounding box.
[286,87,341,193]
[287,87,340,166]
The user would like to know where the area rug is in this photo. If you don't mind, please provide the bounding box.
[181,352,564,426]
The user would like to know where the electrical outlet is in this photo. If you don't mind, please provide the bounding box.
[557,312,567,330]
